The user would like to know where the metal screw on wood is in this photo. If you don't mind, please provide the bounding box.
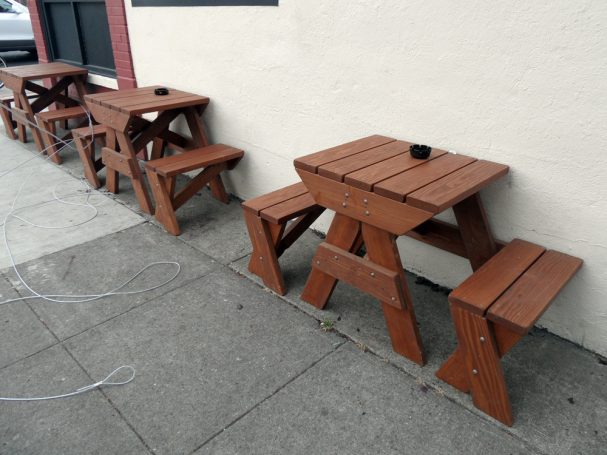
[370,272,375,277]
[365,211,370,216]
[391,297,396,301]
[480,336,486,343]
[345,192,350,198]
[316,260,320,265]
[334,256,339,260]
[472,369,478,375]
[342,202,347,207]
[259,256,263,261]
[363,198,368,204]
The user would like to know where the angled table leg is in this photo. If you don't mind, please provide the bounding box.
[453,193,498,271]
[115,131,154,214]
[301,213,362,309]
[12,95,27,143]
[0,99,17,140]
[362,223,425,365]
[15,91,44,151]
[104,128,120,193]
[147,172,180,235]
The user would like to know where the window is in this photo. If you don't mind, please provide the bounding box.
[40,0,116,77]
[132,0,277,7]
[0,0,14,12]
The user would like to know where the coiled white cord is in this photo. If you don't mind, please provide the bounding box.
[0,365,135,401]
[0,102,177,400]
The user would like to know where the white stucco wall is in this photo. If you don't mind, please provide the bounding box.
[125,1,607,356]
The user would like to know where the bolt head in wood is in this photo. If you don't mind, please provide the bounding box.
[365,211,370,216]
[342,202,347,207]
[472,369,478,375]
[480,336,486,342]
[316,260,320,265]
[345,192,350,197]
[370,272,375,277]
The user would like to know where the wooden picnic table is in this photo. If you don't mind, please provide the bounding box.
[0,62,88,152]
[85,86,211,215]
[294,135,509,365]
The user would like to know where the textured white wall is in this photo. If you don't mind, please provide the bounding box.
[125,0,607,355]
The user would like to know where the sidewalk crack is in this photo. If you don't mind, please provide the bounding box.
[188,341,345,455]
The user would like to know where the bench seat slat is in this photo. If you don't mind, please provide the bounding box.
[260,192,318,224]
[450,239,546,315]
[36,105,87,122]
[241,182,310,216]
[487,250,582,334]
[145,144,243,177]
[72,124,108,137]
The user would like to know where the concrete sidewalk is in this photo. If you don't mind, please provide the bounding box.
[0,122,605,455]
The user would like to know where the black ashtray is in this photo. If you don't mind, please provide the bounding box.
[154,87,169,96]
[410,144,432,159]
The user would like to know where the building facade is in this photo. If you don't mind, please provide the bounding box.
[29,0,607,356]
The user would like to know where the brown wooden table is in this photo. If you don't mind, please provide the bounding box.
[85,86,212,214]
[294,135,509,365]
[0,62,88,151]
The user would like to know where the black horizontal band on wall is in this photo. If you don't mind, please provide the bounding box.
[132,0,277,6]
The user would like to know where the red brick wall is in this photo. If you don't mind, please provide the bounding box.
[105,0,137,89]
[28,0,50,62]
[28,0,137,89]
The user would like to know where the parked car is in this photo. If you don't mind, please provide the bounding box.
[0,0,36,53]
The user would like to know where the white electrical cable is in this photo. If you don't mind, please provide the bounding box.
[0,102,178,400]
[0,55,5,89]
[0,365,135,401]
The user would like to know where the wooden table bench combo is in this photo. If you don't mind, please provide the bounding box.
[85,86,243,234]
[294,135,510,366]
[0,62,89,163]
[243,135,582,425]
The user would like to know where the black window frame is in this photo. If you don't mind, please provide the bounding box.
[39,0,116,78]
[132,0,277,7]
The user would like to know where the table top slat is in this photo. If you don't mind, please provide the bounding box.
[106,88,197,108]
[0,62,87,80]
[116,93,204,111]
[85,86,208,115]
[126,94,209,115]
[294,135,396,173]
[406,160,509,212]
[85,86,164,103]
[344,147,448,191]
[317,140,411,182]
[374,154,476,202]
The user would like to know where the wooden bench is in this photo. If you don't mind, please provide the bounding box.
[144,144,244,236]
[242,182,326,295]
[0,93,37,141]
[436,239,582,426]
[72,124,108,189]
[35,105,88,164]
